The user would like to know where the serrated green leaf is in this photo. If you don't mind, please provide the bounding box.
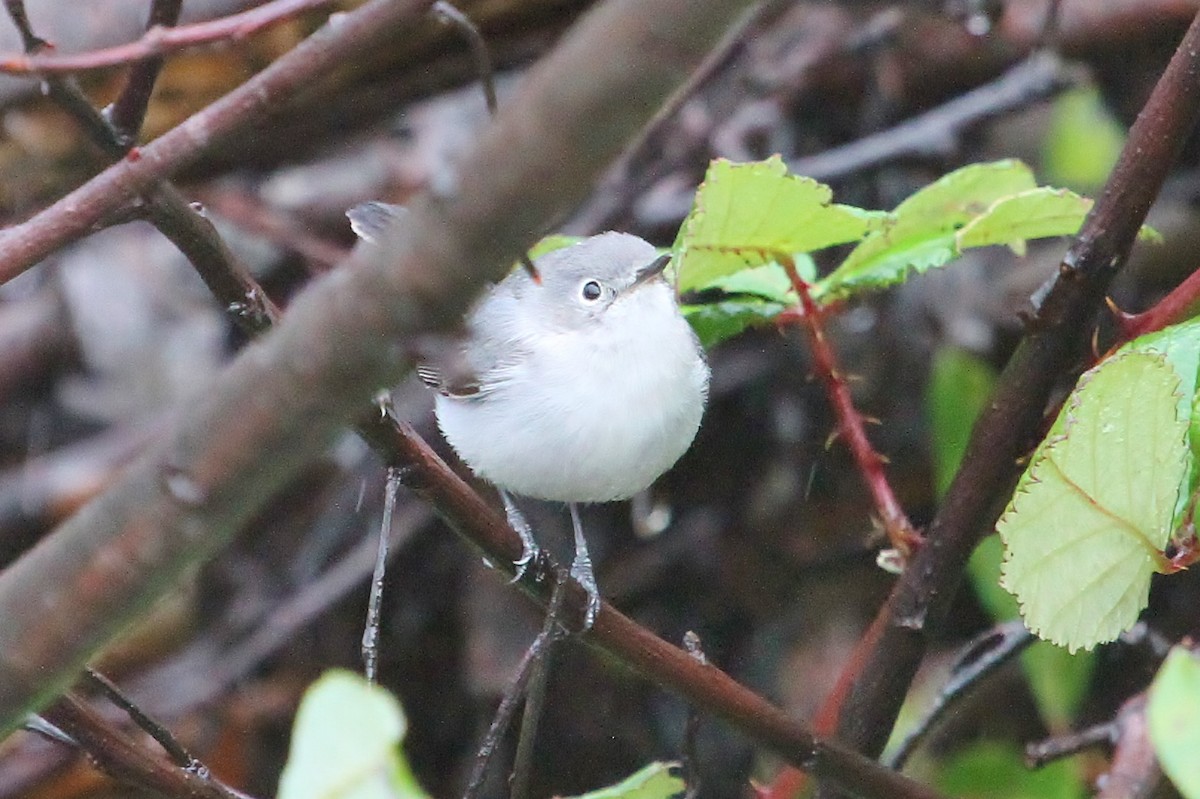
[676,156,885,291]
[956,188,1092,253]
[563,762,685,799]
[998,352,1188,652]
[1118,316,1200,527]
[682,298,785,348]
[278,670,427,799]
[935,741,1085,799]
[1149,647,1200,799]
[816,160,1038,301]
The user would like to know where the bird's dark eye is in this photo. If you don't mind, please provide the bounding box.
[581,280,602,301]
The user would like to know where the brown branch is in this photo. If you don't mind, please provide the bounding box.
[0,0,435,286]
[0,3,952,799]
[39,692,249,799]
[0,0,339,74]
[105,0,183,144]
[788,52,1080,182]
[816,9,1200,792]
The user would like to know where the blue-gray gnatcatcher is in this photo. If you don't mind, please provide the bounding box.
[350,203,710,627]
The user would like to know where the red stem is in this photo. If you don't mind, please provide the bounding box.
[1111,262,1200,344]
[779,256,922,556]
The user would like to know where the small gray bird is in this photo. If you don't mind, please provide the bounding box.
[350,203,709,626]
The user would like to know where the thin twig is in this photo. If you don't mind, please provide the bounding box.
[789,52,1079,182]
[1025,720,1117,768]
[462,630,552,799]
[780,257,921,556]
[362,466,403,684]
[105,0,183,145]
[0,0,341,74]
[433,1,497,115]
[39,692,251,799]
[82,669,199,771]
[682,631,707,799]
[509,575,569,799]
[885,621,1034,769]
[431,0,538,280]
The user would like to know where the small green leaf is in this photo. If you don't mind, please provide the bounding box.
[1149,647,1200,799]
[935,741,1085,799]
[563,762,685,799]
[682,298,785,348]
[816,160,1039,301]
[956,188,1092,253]
[278,670,427,799]
[528,234,583,258]
[676,156,885,291]
[998,351,1188,652]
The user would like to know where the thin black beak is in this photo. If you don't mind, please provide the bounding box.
[631,253,672,289]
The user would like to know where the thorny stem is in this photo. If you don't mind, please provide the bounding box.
[777,256,922,557]
[1108,263,1200,345]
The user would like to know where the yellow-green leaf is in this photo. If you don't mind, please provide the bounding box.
[1149,647,1200,799]
[676,156,884,291]
[998,352,1188,652]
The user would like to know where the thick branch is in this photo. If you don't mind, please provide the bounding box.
[823,7,1200,779]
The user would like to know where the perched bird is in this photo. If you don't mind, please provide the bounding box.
[350,203,709,627]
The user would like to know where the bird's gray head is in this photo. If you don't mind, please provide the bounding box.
[505,232,671,328]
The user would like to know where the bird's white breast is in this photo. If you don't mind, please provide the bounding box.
[436,281,708,503]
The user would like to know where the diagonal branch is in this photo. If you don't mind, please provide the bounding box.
[0,4,952,799]
[817,8,1200,789]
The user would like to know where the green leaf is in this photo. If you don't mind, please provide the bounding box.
[927,347,998,498]
[682,298,785,348]
[278,670,428,799]
[816,160,1038,301]
[1043,87,1125,193]
[935,741,1085,799]
[1149,647,1200,799]
[1117,316,1200,527]
[699,260,802,304]
[528,234,583,258]
[956,188,1092,254]
[998,351,1188,652]
[676,156,885,291]
[563,762,685,799]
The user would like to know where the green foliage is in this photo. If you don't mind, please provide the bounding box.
[817,161,1039,301]
[1149,647,1200,799]
[954,189,1092,254]
[674,158,1109,345]
[928,348,1093,730]
[998,352,1189,653]
[675,156,884,292]
[935,742,1085,799]
[563,762,685,799]
[278,670,427,799]
[1042,88,1125,193]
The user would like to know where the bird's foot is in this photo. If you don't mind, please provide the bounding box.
[569,549,600,631]
[501,491,540,583]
